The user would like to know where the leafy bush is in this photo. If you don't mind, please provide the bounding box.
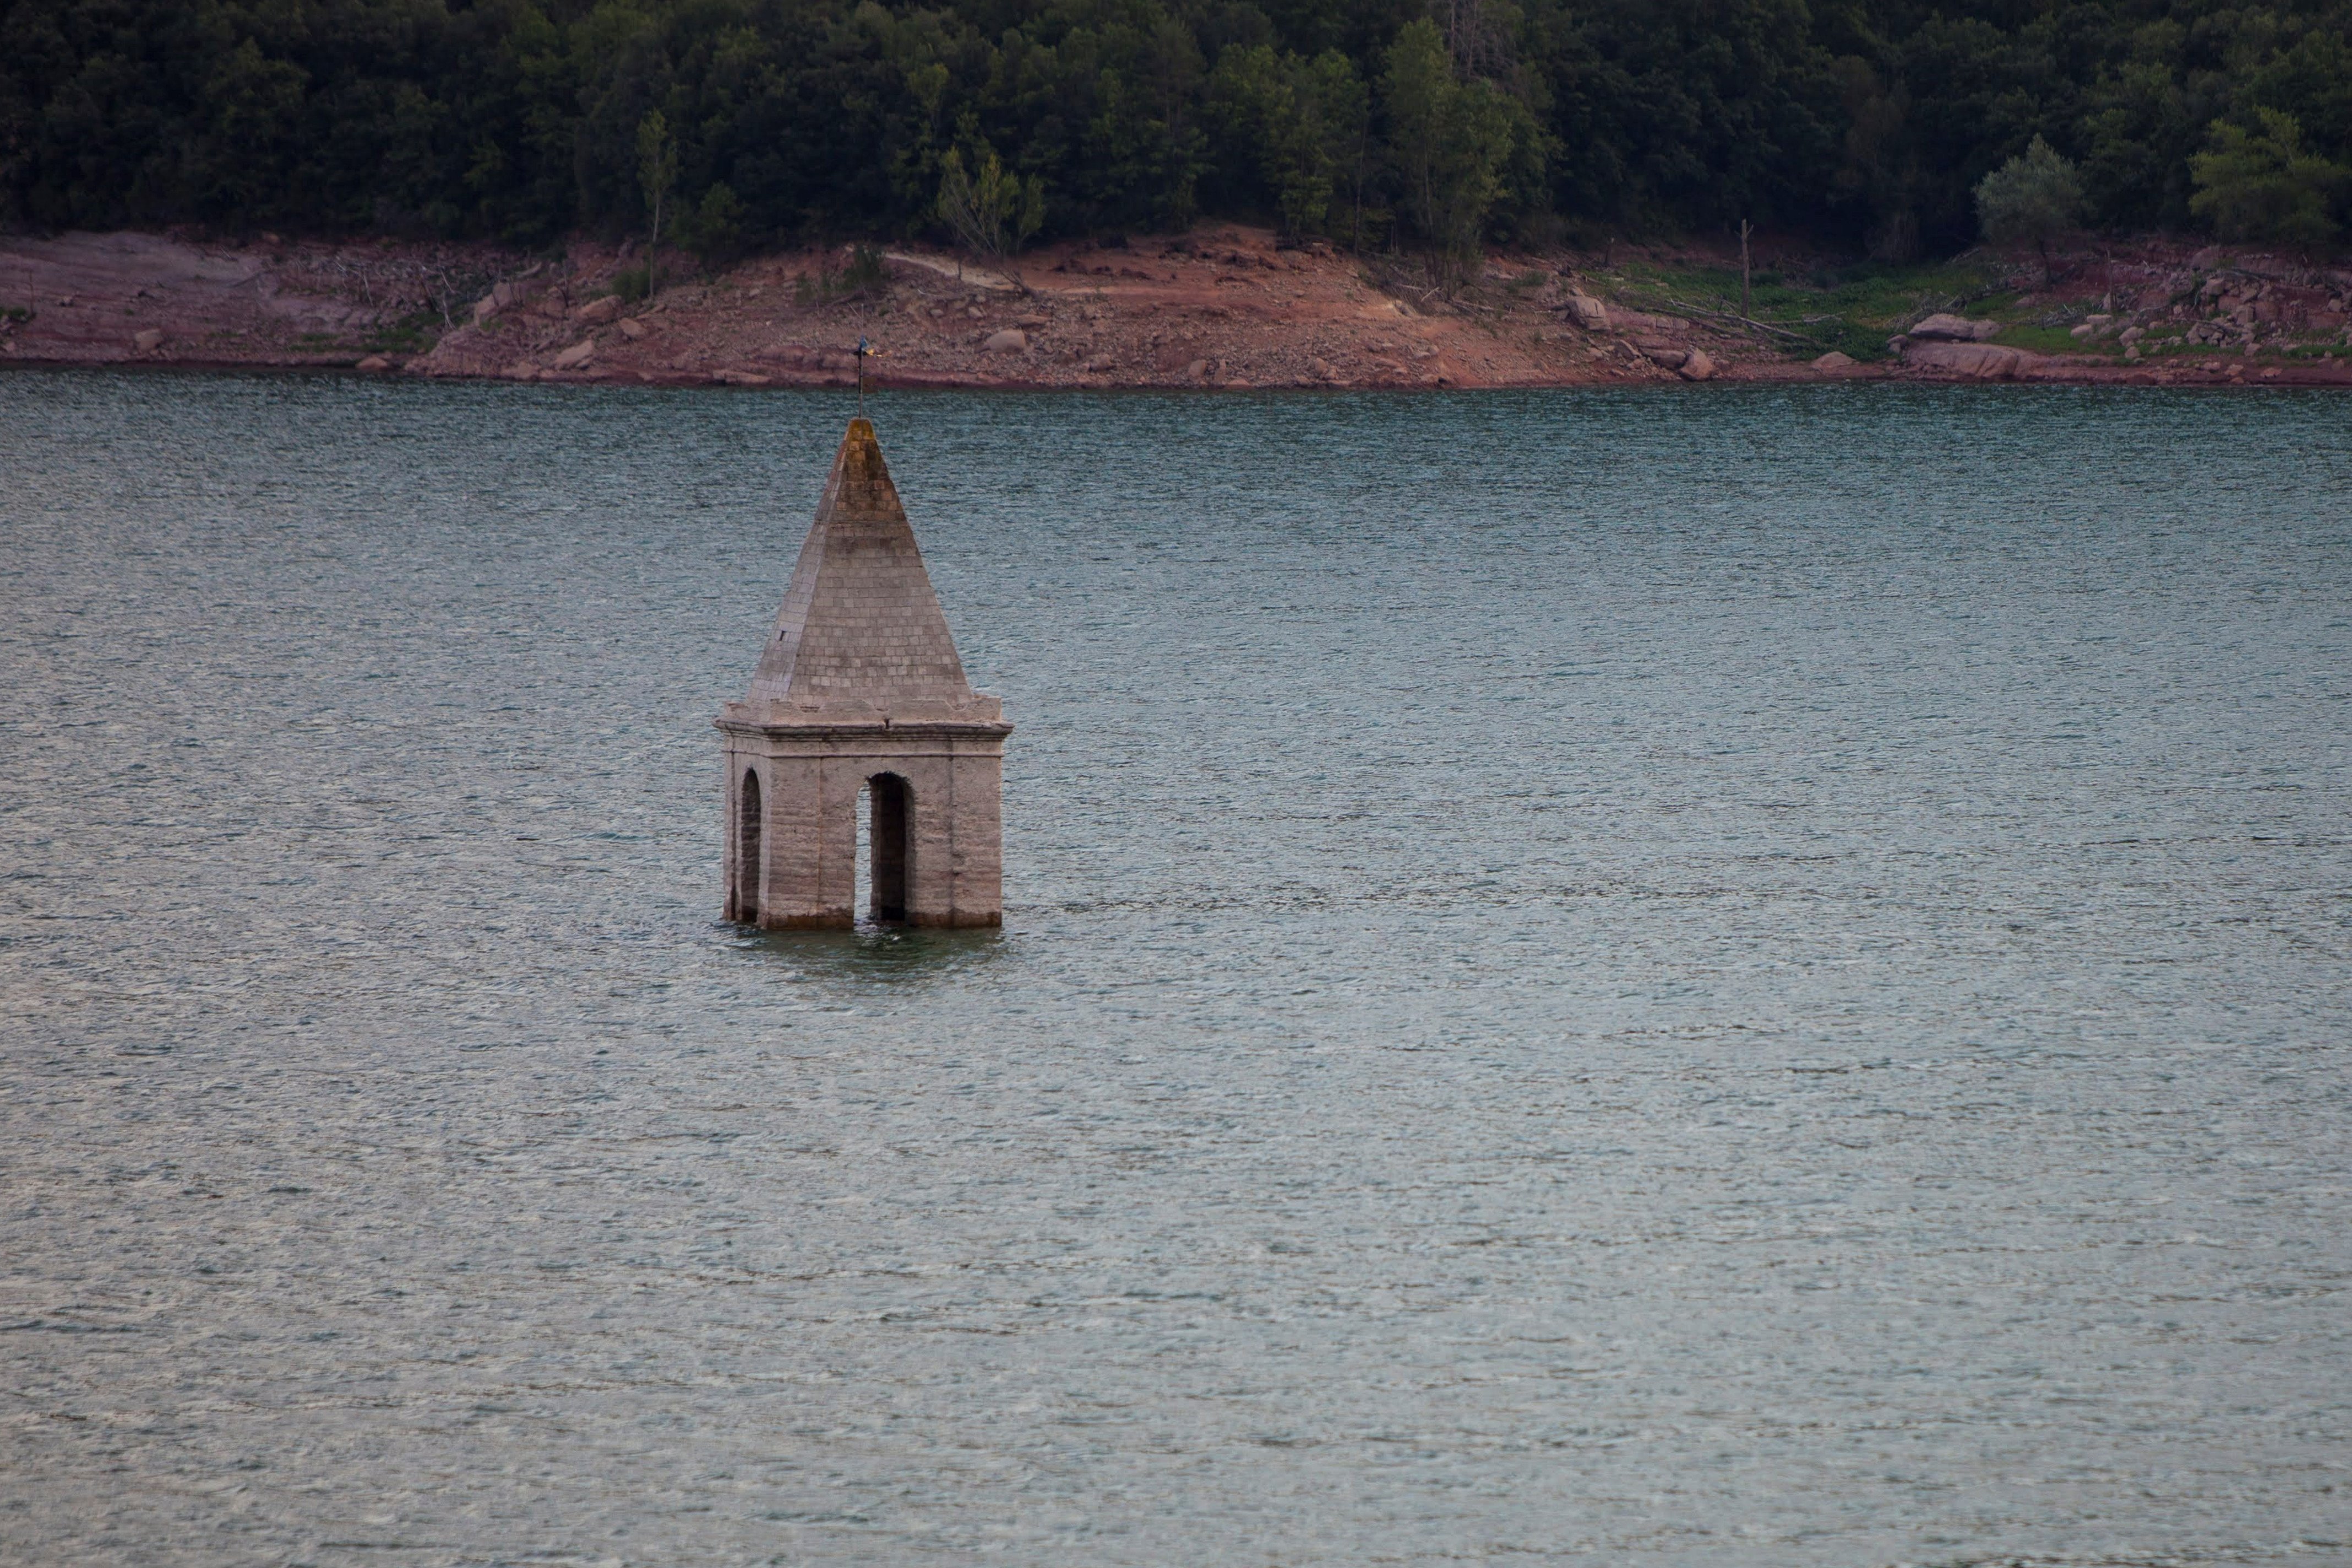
[794,246,886,304]
[1976,138,2087,269]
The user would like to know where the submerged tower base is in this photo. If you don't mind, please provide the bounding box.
[717,417,1011,929]
[716,718,1009,929]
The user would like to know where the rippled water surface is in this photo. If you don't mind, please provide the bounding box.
[3,371,2349,1567]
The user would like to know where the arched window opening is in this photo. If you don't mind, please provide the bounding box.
[736,769,763,924]
[860,772,911,922]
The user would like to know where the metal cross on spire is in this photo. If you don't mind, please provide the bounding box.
[855,336,884,417]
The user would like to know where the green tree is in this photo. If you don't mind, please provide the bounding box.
[1381,18,1529,264]
[935,144,1044,258]
[1208,45,1369,240]
[1301,50,1375,246]
[2188,108,2347,249]
[1974,135,2084,275]
[636,108,678,251]
[685,181,745,265]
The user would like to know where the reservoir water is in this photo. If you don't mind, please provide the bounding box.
[3,371,2348,1566]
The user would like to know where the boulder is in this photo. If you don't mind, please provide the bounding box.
[982,328,1028,352]
[711,368,771,386]
[1910,313,2001,341]
[2119,326,2146,346]
[1641,344,1690,369]
[355,355,391,372]
[1903,340,2027,380]
[1563,292,1610,330]
[504,361,537,380]
[1811,350,1856,370]
[132,328,164,352]
[617,317,647,340]
[473,279,531,324]
[552,339,596,369]
[1186,357,1210,380]
[576,294,622,324]
[1676,350,1717,381]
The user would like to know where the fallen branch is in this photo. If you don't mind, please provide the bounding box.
[1658,296,1819,342]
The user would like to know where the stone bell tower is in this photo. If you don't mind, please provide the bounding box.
[716,418,1010,928]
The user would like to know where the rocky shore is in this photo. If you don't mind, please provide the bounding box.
[6,226,2349,390]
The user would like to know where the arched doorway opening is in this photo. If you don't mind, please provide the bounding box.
[860,772,911,922]
[736,768,763,923]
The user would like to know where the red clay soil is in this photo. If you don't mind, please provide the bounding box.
[5,225,2349,390]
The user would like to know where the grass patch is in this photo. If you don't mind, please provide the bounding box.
[1990,323,2092,354]
[1600,255,2012,361]
[365,309,439,355]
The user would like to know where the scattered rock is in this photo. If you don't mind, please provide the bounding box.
[1676,349,1717,381]
[617,317,647,340]
[355,355,391,371]
[576,294,623,324]
[1902,340,2027,379]
[1910,313,2002,342]
[552,339,596,369]
[1015,314,1049,328]
[2190,246,2223,271]
[132,328,164,352]
[1563,292,1610,330]
[1811,350,1856,369]
[982,328,1028,352]
[2118,326,2145,346]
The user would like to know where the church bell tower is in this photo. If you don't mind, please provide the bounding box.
[715,418,1010,928]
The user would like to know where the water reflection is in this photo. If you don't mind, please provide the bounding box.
[730,919,1009,988]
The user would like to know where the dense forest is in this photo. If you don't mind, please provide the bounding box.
[3,0,2348,259]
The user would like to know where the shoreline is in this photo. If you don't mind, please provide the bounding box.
[6,226,2349,391]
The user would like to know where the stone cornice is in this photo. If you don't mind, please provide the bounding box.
[714,714,1014,743]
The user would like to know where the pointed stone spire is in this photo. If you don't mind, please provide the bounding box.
[741,418,998,721]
